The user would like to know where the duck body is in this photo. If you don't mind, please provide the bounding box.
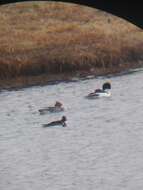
[43,116,67,127]
[86,90,111,99]
[39,106,64,114]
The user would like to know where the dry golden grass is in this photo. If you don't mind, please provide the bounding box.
[0,1,142,82]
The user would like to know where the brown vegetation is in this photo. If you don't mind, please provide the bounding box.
[0,2,142,88]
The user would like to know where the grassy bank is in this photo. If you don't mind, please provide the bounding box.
[0,2,143,88]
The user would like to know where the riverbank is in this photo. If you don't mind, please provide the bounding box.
[0,2,143,90]
[0,61,142,91]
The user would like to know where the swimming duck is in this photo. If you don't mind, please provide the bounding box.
[42,116,67,127]
[39,101,64,114]
[86,82,111,99]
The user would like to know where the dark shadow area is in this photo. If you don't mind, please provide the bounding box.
[0,0,142,28]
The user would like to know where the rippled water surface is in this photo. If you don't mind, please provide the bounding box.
[1,70,143,190]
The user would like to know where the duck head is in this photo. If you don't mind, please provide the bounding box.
[55,101,62,107]
[61,116,67,122]
[102,82,111,91]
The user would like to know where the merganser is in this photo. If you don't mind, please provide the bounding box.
[42,116,67,127]
[39,101,64,114]
[86,82,111,99]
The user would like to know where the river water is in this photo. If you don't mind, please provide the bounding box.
[0,69,143,190]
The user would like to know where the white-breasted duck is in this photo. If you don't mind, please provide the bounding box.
[86,82,111,99]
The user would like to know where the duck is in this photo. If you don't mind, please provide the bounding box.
[42,116,67,127]
[86,82,111,99]
[38,101,64,114]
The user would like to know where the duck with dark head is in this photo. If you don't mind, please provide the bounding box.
[86,82,111,99]
[42,116,67,127]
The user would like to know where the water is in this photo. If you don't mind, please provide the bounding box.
[0,69,143,190]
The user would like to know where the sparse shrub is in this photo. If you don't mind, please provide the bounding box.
[0,2,142,81]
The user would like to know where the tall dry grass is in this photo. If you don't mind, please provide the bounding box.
[0,1,142,80]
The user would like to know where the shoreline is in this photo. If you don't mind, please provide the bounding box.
[0,62,142,91]
[0,2,143,91]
